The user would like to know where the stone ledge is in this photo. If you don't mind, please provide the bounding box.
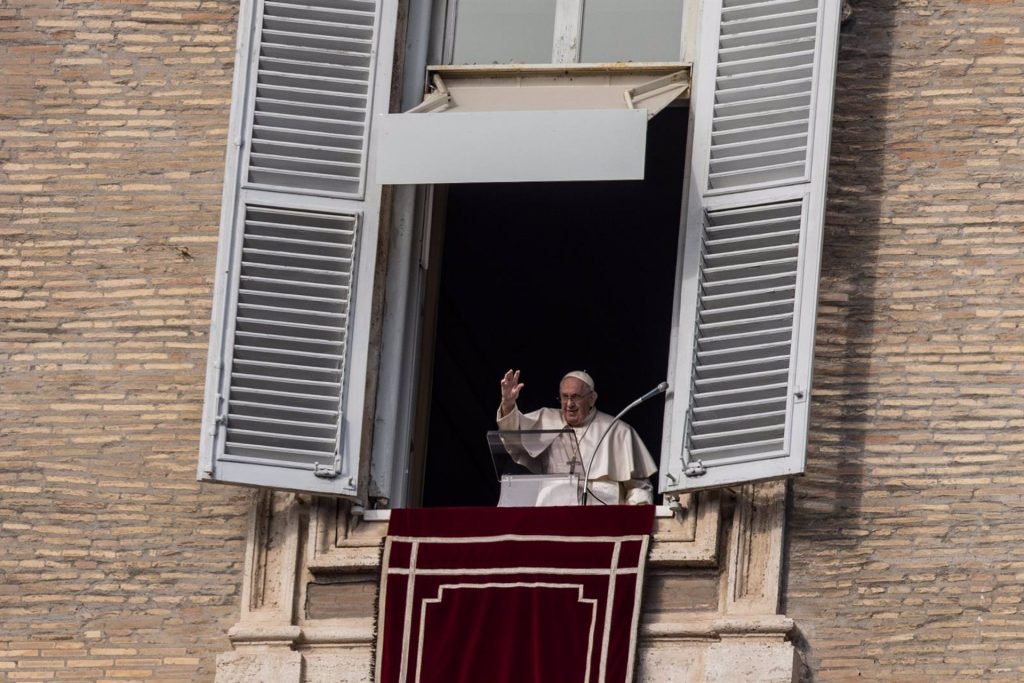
[641,613,794,640]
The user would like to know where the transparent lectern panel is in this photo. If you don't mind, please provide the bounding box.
[487,429,584,507]
[486,429,582,479]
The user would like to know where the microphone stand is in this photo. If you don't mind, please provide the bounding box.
[580,381,669,506]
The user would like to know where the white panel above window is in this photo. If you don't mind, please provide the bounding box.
[375,64,689,185]
[376,109,647,184]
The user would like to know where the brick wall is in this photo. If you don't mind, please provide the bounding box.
[787,0,1024,680]
[0,0,250,680]
[5,0,1024,681]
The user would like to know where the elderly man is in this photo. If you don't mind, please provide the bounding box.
[496,369,656,505]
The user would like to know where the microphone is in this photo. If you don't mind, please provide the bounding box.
[580,380,669,506]
[619,381,669,416]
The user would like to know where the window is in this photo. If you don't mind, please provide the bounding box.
[198,0,844,505]
[419,108,688,507]
[447,0,685,64]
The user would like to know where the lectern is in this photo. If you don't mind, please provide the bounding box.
[486,429,584,507]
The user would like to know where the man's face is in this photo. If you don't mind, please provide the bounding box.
[559,377,596,427]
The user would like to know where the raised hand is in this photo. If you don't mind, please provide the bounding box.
[499,368,524,416]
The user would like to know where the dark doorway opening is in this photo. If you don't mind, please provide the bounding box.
[420,107,688,507]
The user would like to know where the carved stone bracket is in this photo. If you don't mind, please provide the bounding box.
[217,491,307,683]
[723,480,788,616]
[307,498,388,573]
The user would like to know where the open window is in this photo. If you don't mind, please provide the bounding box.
[198,0,843,506]
[416,106,689,507]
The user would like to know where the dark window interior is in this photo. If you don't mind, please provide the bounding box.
[421,107,688,507]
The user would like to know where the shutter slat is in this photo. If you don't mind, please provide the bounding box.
[228,427,336,445]
[234,330,344,347]
[692,395,787,415]
[255,96,367,120]
[230,413,339,432]
[235,315,347,334]
[691,409,787,430]
[240,257,353,278]
[249,152,363,173]
[232,371,342,390]
[230,399,338,418]
[259,63,371,86]
[234,358,342,376]
[240,274,349,294]
[221,446,330,464]
[230,386,342,406]
[688,438,784,459]
[692,381,789,403]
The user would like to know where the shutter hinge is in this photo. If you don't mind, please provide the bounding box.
[314,450,343,480]
[313,464,339,479]
[210,393,227,434]
[684,460,707,478]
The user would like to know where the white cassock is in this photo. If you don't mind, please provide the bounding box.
[496,405,657,505]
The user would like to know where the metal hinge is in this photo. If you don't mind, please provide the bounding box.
[313,449,343,479]
[684,460,707,478]
[210,393,227,434]
[313,464,339,479]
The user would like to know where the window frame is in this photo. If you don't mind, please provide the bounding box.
[367,0,695,506]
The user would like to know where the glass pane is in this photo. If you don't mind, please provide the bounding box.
[451,0,557,64]
[580,0,683,63]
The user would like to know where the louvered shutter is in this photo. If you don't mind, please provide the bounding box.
[661,0,841,493]
[198,0,399,497]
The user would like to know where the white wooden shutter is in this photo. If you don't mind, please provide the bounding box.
[661,0,841,493]
[198,0,398,497]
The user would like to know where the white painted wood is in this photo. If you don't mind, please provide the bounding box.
[552,0,584,62]
[199,0,401,498]
[375,109,648,184]
[660,0,842,494]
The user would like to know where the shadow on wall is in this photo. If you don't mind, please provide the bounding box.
[780,2,895,680]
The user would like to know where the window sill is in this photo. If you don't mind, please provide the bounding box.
[306,494,721,575]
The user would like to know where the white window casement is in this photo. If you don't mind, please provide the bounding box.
[198,0,399,496]
[198,0,843,504]
[661,0,842,493]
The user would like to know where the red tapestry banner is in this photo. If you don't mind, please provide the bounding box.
[375,505,655,683]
